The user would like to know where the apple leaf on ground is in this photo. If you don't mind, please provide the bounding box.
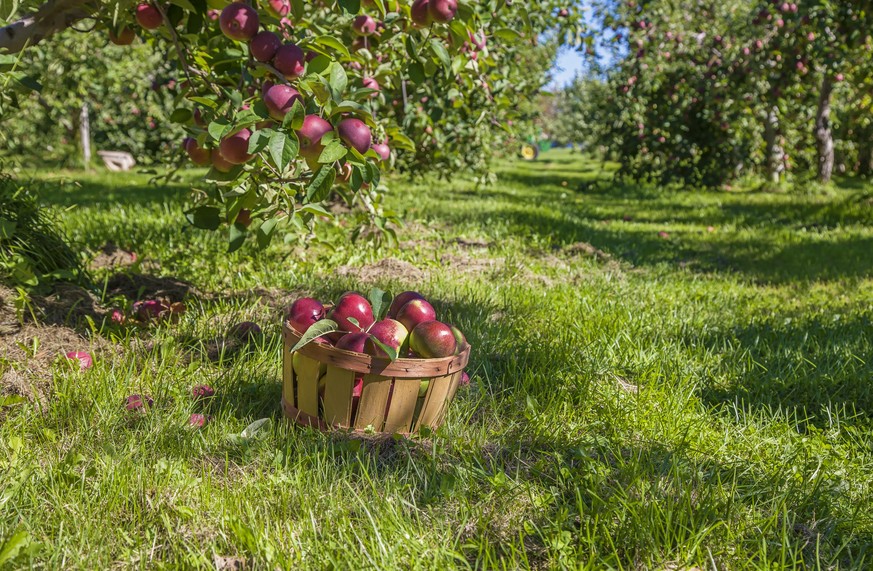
[240,418,270,439]
[290,319,338,352]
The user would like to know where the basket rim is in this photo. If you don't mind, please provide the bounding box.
[283,322,471,378]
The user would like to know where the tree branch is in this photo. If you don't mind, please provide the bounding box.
[0,0,91,54]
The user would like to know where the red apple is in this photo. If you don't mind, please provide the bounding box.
[352,15,377,36]
[251,31,281,62]
[297,114,333,162]
[188,413,210,428]
[428,0,457,23]
[273,43,306,78]
[263,84,303,121]
[183,137,210,165]
[136,4,162,29]
[409,321,457,358]
[372,142,390,161]
[411,0,431,26]
[211,149,235,172]
[449,324,467,353]
[459,372,470,386]
[125,394,153,412]
[110,27,136,45]
[192,384,215,400]
[336,332,370,353]
[364,319,408,357]
[267,0,291,17]
[387,291,425,318]
[362,75,380,92]
[329,292,374,332]
[231,321,261,339]
[219,128,254,164]
[220,2,259,41]
[134,299,164,321]
[337,118,372,155]
[65,351,93,370]
[287,297,325,333]
[395,298,436,333]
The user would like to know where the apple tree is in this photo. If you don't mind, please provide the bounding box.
[1,0,585,250]
[587,0,873,187]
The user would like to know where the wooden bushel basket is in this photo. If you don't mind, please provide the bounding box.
[281,323,470,434]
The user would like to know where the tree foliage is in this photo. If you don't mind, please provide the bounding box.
[1,0,586,249]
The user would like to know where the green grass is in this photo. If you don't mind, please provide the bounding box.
[2,149,872,569]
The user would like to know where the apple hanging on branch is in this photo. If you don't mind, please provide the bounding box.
[0,0,587,249]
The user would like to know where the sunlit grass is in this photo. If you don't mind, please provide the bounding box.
[1,149,871,568]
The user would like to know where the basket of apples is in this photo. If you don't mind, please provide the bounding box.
[282,289,470,435]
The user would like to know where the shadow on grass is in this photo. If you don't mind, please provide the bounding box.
[35,178,190,208]
[694,314,873,429]
[439,177,873,284]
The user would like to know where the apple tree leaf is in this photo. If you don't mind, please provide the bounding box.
[367,334,398,361]
[368,287,392,320]
[290,319,338,352]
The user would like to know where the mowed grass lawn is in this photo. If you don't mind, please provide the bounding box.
[2,148,873,569]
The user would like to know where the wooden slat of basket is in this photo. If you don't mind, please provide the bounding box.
[282,398,327,429]
[284,325,469,378]
[383,378,420,434]
[354,374,391,431]
[295,354,322,418]
[322,365,356,428]
[282,347,295,408]
[414,372,458,431]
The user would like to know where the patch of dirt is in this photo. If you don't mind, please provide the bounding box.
[213,555,248,570]
[106,273,197,303]
[89,242,138,271]
[335,258,426,284]
[452,237,491,249]
[563,241,613,262]
[1,285,115,404]
[439,252,506,275]
[613,375,639,394]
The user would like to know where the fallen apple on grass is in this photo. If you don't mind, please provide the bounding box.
[230,321,261,340]
[192,384,215,400]
[125,394,153,412]
[188,413,211,428]
[65,351,92,371]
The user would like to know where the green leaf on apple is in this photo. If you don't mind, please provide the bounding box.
[368,288,392,321]
[367,334,398,361]
[290,319,339,352]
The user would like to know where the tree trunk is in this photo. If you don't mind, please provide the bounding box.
[79,103,91,167]
[857,138,873,177]
[763,105,784,184]
[815,74,835,183]
[0,0,89,54]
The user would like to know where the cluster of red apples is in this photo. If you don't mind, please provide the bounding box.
[287,290,468,361]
